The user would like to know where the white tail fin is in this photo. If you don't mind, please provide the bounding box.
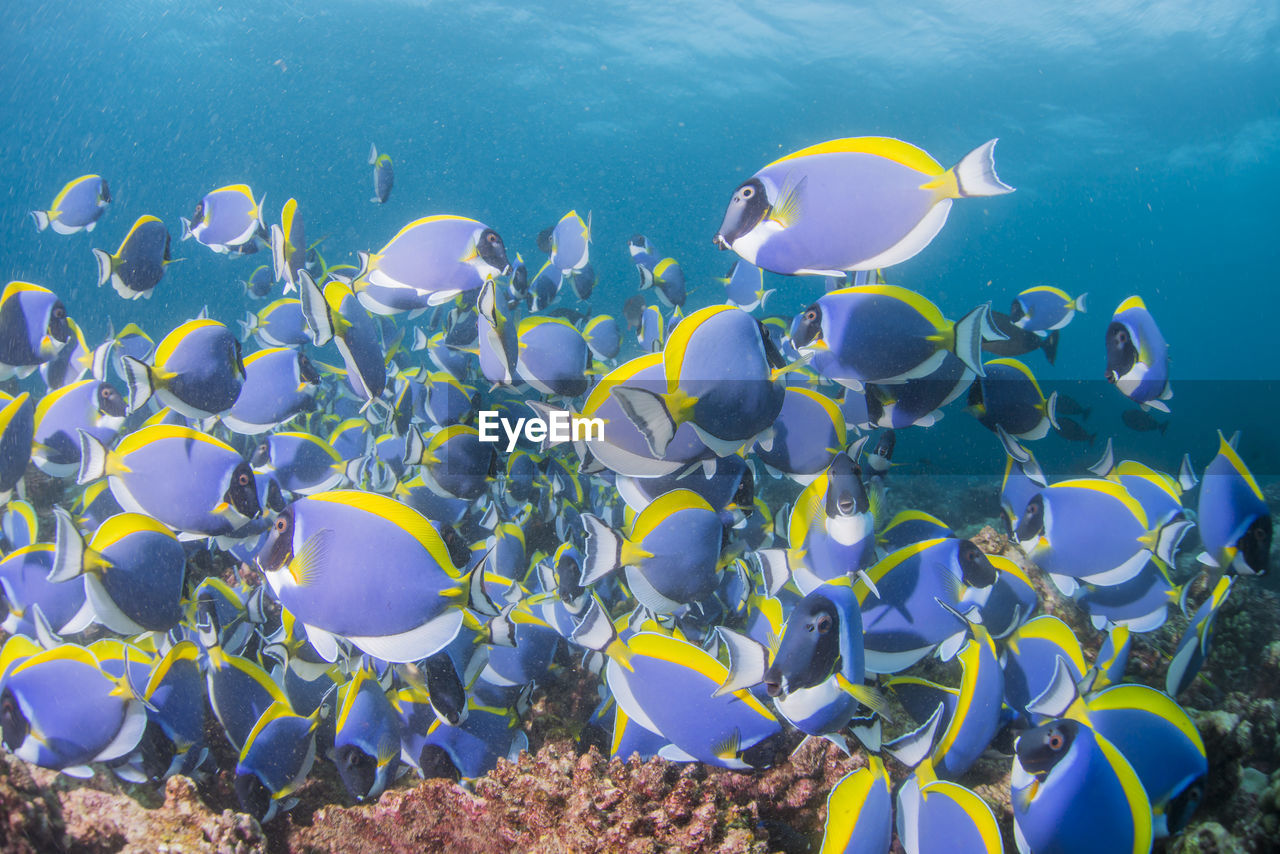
[580,513,623,585]
[92,249,115,287]
[1073,292,1088,313]
[953,139,1014,197]
[120,355,155,413]
[76,429,110,484]
[610,386,676,456]
[952,303,989,377]
[298,270,334,346]
[30,210,50,232]
[48,506,88,583]
[368,143,378,165]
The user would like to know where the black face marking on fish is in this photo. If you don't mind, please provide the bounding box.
[714,177,769,248]
[733,465,755,514]
[224,461,261,519]
[1015,494,1044,542]
[418,744,461,782]
[557,552,584,602]
[476,228,510,274]
[97,383,126,417]
[297,353,320,385]
[334,744,378,801]
[825,454,868,518]
[957,539,997,588]
[1164,776,1205,835]
[874,429,896,459]
[424,651,467,725]
[1105,321,1137,381]
[1016,719,1077,775]
[251,441,271,468]
[1239,514,1273,575]
[764,595,840,697]
[535,226,554,255]
[235,771,273,820]
[190,201,205,228]
[789,303,823,348]
[48,301,70,343]
[1,689,28,752]
[259,506,295,574]
[99,179,112,203]
[437,523,472,569]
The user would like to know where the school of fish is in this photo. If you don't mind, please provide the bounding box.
[0,136,1272,853]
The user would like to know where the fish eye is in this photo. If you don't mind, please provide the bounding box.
[741,186,753,198]
[1047,730,1065,750]
[275,516,289,532]
[815,614,832,633]
[488,233,500,243]
[52,305,65,319]
[804,309,817,321]
[238,472,251,486]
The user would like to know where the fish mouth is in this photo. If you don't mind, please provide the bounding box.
[713,234,730,250]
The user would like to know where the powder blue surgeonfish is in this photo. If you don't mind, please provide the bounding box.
[353,216,510,313]
[760,579,886,740]
[1196,431,1271,576]
[30,175,111,234]
[720,260,773,313]
[240,299,310,348]
[32,379,126,478]
[181,184,267,254]
[1011,717,1152,854]
[714,137,1013,275]
[368,144,394,203]
[612,305,786,457]
[222,347,319,434]
[515,317,590,398]
[582,489,724,614]
[545,210,591,275]
[93,215,173,300]
[0,282,73,379]
[121,319,246,418]
[575,606,781,769]
[858,538,998,673]
[0,639,147,777]
[333,665,403,803]
[967,358,1057,441]
[0,544,93,638]
[77,424,261,538]
[790,286,989,392]
[49,507,186,635]
[640,257,686,308]
[256,490,470,663]
[270,198,307,293]
[819,756,892,854]
[582,315,621,361]
[1010,286,1086,334]
[1014,478,1173,595]
[299,275,387,405]
[252,432,348,496]
[234,702,320,824]
[1106,296,1171,412]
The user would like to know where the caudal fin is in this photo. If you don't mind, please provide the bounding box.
[581,513,624,585]
[76,430,110,484]
[611,386,677,456]
[953,139,1015,197]
[29,210,50,232]
[120,356,155,413]
[952,303,990,377]
[92,248,116,288]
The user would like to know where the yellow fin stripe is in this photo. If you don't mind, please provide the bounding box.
[768,137,943,176]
